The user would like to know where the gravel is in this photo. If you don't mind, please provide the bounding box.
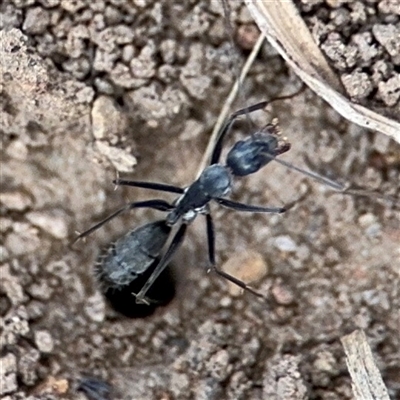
[295,0,400,117]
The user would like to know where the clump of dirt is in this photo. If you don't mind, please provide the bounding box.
[1,1,399,399]
[294,0,400,120]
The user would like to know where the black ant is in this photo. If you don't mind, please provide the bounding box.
[75,95,362,305]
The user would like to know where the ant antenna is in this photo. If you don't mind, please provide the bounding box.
[262,150,346,191]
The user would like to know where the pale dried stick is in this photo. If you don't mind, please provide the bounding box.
[341,330,391,400]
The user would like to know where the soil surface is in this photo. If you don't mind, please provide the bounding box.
[1,1,399,400]
[295,0,400,120]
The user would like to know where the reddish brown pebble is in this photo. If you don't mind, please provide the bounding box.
[271,282,295,305]
[34,376,69,395]
[236,24,260,50]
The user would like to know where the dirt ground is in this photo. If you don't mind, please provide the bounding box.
[295,0,400,119]
[1,1,399,400]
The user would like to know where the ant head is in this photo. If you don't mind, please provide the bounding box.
[225,120,291,177]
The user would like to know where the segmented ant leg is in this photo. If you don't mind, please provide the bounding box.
[205,213,268,301]
[215,197,286,214]
[133,224,187,304]
[74,199,173,243]
[113,179,184,194]
[210,88,305,165]
[205,213,216,266]
[211,102,269,166]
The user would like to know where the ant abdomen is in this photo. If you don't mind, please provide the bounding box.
[95,220,171,291]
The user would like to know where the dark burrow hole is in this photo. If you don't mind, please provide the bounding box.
[103,259,175,318]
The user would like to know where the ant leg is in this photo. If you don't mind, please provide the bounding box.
[113,179,184,194]
[134,224,187,304]
[211,102,269,166]
[205,213,216,266]
[210,88,305,165]
[204,213,268,301]
[74,199,173,242]
[215,198,286,214]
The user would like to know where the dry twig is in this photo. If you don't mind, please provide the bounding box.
[341,330,391,400]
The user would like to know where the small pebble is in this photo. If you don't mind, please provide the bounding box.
[206,350,231,381]
[84,291,106,322]
[34,330,54,353]
[95,141,137,172]
[5,223,40,256]
[170,372,190,398]
[271,282,295,305]
[0,353,17,395]
[26,210,68,239]
[34,376,69,395]
[0,191,32,211]
[378,73,400,107]
[6,140,28,160]
[219,296,232,307]
[221,250,268,296]
[22,7,50,34]
[341,71,373,100]
[273,235,298,252]
[91,95,127,140]
[358,213,377,227]
[373,24,400,60]
[313,350,337,373]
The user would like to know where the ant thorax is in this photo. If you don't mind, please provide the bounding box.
[167,165,232,226]
[198,164,232,198]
